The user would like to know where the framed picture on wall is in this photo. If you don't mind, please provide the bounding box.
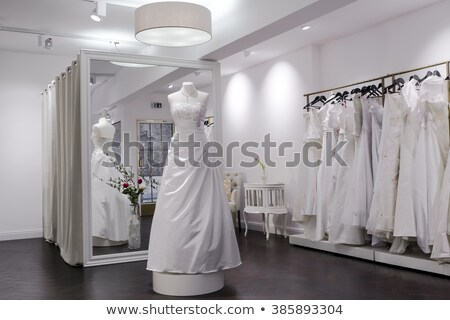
[137,120,174,216]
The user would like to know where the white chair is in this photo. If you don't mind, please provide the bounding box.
[224,172,242,232]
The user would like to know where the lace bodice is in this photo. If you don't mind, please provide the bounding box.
[170,102,207,132]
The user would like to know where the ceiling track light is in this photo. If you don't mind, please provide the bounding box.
[302,25,312,31]
[91,1,106,22]
[135,2,212,47]
[38,34,53,50]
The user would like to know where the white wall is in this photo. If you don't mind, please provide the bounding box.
[221,0,450,235]
[318,0,450,90]
[0,50,73,240]
[221,46,319,232]
[113,92,173,173]
[3,0,450,240]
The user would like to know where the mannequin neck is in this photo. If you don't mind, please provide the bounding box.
[181,82,197,98]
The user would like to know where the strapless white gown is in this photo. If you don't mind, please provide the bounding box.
[91,151,130,241]
[147,102,241,274]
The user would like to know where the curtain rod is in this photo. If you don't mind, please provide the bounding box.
[41,60,78,94]
[304,60,449,97]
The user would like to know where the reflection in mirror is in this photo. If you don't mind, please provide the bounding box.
[89,58,213,257]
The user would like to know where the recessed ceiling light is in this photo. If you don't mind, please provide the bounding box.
[168,84,174,89]
[110,61,155,68]
[302,25,311,31]
[243,50,254,58]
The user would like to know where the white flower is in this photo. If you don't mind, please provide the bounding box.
[139,184,146,190]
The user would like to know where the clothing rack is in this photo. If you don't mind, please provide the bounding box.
[304,60,450,106]
[293,60,450,277]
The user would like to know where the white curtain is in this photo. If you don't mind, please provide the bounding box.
[42,57,83,266]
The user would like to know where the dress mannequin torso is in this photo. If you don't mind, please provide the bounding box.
[147,81,241,296]
[168,82,209,106]
[91,117,115,153]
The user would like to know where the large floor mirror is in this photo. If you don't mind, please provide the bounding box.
[80,51,221,266]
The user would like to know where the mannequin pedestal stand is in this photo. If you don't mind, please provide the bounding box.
[92,237,127,247]
[153,271,224,296]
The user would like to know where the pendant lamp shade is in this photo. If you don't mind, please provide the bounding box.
[135,2,212,47]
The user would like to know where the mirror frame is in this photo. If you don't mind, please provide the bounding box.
[80,50,221,267]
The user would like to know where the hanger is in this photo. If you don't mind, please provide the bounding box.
[368,84,383,97]
[410,75,421,82]
[420,71,433,83]
[383,78,404,94]
[325,92,342,104]
[351,88,361,94]
[446,75,450,80]
[303,95,326,109]
[342,91,352,101]
[433,70,441,77]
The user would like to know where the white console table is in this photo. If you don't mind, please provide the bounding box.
[243,183,288,241]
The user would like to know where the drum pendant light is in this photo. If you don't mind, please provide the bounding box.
[135,2,212,47]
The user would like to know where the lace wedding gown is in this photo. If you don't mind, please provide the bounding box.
[147,101,241,274]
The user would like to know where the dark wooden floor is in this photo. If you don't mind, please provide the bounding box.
[1,230,449,300]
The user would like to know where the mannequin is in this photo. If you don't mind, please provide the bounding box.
[147,81,241,296]
[168,82,209,106]
[91,117,115,151]
[91,117,129,247]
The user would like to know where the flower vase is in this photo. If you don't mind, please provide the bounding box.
[261,171,267,184]
[128,205,141,250]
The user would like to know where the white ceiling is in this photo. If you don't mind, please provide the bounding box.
[0,0,445,87]
[220,0,444,76]
[0,0,319,58]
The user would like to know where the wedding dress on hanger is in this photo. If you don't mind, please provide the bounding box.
[390,79,420,254]
[367,94,404,240]
[329,99,365,245]
[412,75,449,254]
[352,94,374,228]
[293,108,322,240]
[315,101,343,240]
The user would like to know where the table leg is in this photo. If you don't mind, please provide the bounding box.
[237,210,241,233]
[265,213,270,241]
[283,214,287,238]
[261,214,266,235]
[243,211,248,237]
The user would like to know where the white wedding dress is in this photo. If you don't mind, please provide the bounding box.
[147,101,241,274]
[367,94,404,240]
[390,80,420,253]
[293,109,322,240]
[431,148,450,262]
[413,76,449,254]
[315,102,343,240]
[329,100,365,245]
[91,151,130,242]
[352,95,374,228]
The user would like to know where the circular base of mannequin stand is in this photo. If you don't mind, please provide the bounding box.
[92,237,127,247]
[153,271,224,296]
